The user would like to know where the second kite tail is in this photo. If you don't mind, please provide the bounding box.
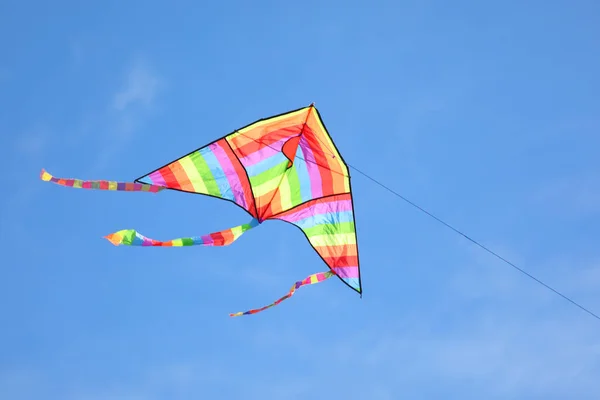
[229,270,336,317]
[104,218,260,247]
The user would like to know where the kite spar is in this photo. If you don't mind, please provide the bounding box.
[41,104,361,316]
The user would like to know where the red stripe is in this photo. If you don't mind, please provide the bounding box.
[323,255,358,268]
[210,231,225,245]
[160,164,183,190]
[302,125,335,197]
[231,125,302,157]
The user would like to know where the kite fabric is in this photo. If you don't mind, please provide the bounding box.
[41,104,361,316]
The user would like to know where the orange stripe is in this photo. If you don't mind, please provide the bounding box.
[159,163,182,190]
[255,189,278,219]
[231,110,309,148]
[313,244,358,259]
[305,114,348,195]
[229,125,303,158]
[220,229,235,244]
[170,161,195,192]
[301,125,336,197]
[265,187,283,218]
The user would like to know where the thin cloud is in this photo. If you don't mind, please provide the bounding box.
[92,59,163,172]
[14,126,49,157]
[112,61,161,112]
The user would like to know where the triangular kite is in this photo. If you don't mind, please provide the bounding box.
[41,104,361,315]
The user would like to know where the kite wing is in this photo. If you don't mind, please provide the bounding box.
[134,134,258,219]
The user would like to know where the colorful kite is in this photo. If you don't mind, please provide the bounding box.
[40,104,361,316]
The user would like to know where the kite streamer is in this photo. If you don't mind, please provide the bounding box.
[104,219,259,247]
[40,169,164,193]
[40,104,362,316]
[229,271,335,317]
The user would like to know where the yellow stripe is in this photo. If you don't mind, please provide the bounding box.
[252,173,285,197]
[179,157,208,193]
[228,107,310,146]
[277,174,292,211]
[309,233,357,247]
[108,181,118,190]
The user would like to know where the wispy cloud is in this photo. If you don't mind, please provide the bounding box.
[92,58,163,172]
[112,61,161,112]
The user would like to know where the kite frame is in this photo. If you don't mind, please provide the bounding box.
[133,104,363,296]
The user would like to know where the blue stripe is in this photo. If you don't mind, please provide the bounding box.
[199,146,235,201]
[292,210,354,230]
[342,277,360,291]
[294,145,313,203]
[245,152,288,178]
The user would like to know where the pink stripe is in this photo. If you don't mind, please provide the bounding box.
[239,136,288,166]
[201,235,214,245]
[333,266,359,279]
[148,171,167,186]
[277,199,352,223]
[210,141,247,209]
[299,136,322,198]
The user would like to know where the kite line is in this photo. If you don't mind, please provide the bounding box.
[312,119,599,322]
[220,112,600,322]
[346,163,600,322]
[238,113,600,322]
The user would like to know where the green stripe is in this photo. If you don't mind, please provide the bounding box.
[249,160,288,187]
[286,165,303,206]
[303,221,355,238]
[190,152,221,197]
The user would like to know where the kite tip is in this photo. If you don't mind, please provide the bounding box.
[103,233,122,246]
[40,168,52,182]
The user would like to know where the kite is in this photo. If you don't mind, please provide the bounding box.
[40,104,361,316]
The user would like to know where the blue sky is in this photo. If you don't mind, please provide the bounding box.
[1,0,599,398]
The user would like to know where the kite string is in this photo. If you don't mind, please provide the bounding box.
[346,163,600,322]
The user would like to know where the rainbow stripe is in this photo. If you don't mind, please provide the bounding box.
[273,193,360,291]
[136,138,256,217]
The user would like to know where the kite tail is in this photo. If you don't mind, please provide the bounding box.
[104,219,260,247]
[229,270,335,317]
[40,169,164,193]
